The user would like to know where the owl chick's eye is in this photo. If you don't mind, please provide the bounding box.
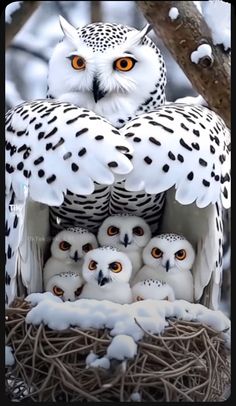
[59,241,71,251]
[151,247,163,259]
[133,226,144,236]
[175,249,187,260]
[109,261,122,273]
[53,286,64,296]
[69,55,86,70]
[82,243,93,253]
[88,260,97,270]
[113,57,137,72]
[107,226,119,236]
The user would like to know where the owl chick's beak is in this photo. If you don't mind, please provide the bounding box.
[92,77,107,103]
[97,270,110,286]
[165,260,170,272]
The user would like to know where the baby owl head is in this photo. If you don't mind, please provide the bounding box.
[143,233,195,273]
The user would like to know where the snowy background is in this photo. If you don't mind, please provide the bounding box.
[5,1,231,316]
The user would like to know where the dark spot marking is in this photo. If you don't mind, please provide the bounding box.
[35,123,42,130]
[210,145,215,154]
[23,170,31,178]
[223,187,228,199]
[133,137,141,142]
[78,148,87,157]
[177,154,184,163]
[44,127,58,139]
[124,132,134,138]
[71,163,79,172]
[144,156,152,165]
[52,137,65,150]
[46,175,56,184]
[191,142,200,150]
[199,158,207,167]
[76,128,88,137]
[7,245,12,259]
[180,123,189,131]
[168,151,175,160]
[63,152,72,160]
[38,170,45,178]
[48,116,57,124]
[202,179,210,187]
[149,137,161,146]
[162,164,169,172]
[13,215,18,228]
[38,132,45,140]
[193,129,200,137]
[95,135,104,140]
[180,138,192,151]
[187,172,194,181]
[46,143,52,150]
[34,157,44,165]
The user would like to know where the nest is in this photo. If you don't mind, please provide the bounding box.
[5,298,230,402]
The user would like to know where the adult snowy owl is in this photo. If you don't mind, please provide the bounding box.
[79,247,133,304]
[43,227,98,288]
[5,17,230,310]
[97,214,151,279]
[133,234,195,302]
[45,272,84,302]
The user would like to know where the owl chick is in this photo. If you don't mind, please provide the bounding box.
[97,214,151,281]
[45,272,84,302]
[133,234,195,302]
[132,279,175,302]
[79,246,133,304]
[43,227,98,288]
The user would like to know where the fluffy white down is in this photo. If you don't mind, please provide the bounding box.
[25,293,231,350]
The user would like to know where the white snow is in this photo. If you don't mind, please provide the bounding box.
[201,0,231,51]
[90,357,110,369]
[5,2,22,23]
[107,335,137,360]
[191,44,213,64]
[175,94,207,106]
[25,294,231,349]
[85,351,98,366]
[5,346,15,366]
[169,7,179,21]
[130,392,141,402]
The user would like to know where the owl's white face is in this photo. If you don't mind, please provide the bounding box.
[47,18,166,126]
[82,247,132,286]
[143,234,195,273]
[45,272,84,302]
[50,228,98,264]
[98,215,151,253]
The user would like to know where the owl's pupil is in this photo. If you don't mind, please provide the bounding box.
[120,60,128,68]
[77,58,84,67]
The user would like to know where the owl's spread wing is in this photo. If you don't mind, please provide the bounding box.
[6,100,133,206]
[122,104,230,310]
[122,103,230,210]
[5,100,133,304]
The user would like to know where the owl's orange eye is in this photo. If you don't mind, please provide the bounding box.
[109,261,122,273]
[151,247,163,259]
[88,260,97,271]
[133,226,144,236]
[82,243,93,253]
[70,55,86,70]
[59,241,71,251]
[175,249,186,260]
[53,286,64,296]
[107,226,119,236]
[113,57,136,72]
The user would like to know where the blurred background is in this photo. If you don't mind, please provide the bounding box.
[5,1,230,316]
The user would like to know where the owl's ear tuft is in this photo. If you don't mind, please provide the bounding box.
[59,15,78,44]
[124,24,153,49]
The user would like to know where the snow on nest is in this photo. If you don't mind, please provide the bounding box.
[5,2,22,24]
[5,346,15,366]
[25,293,231,354]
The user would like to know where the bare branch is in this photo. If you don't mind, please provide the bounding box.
[5,1,40,48]
[137,1,230,128]
[9,44,48,63]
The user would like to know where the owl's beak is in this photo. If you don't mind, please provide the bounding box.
[92,77,107,103]
[165,260,170,272]
[72,250,79,262]
[97,270,109,286]
[121,234,131,248]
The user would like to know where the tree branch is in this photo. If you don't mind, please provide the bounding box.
[5,1,40,48]
[137,1,230,128]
